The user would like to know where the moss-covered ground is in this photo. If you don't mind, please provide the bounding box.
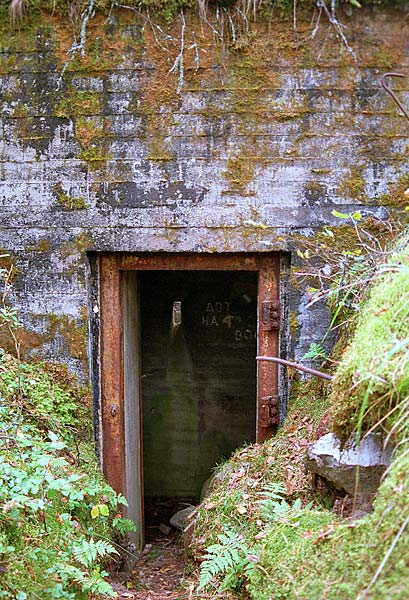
[190,228,409,599]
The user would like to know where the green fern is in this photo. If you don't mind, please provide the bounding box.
[81,569,117,596]
[198,528,252,591]
[258,484,313,523]
[301,342,328,362]
[258,482,286,501]
[61,564,116,597]
[72,538,118,568]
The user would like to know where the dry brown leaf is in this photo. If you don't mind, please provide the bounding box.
[314,526,335,543]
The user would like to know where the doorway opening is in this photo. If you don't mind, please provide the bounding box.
[140,270,257,537]
[98,253,282,547]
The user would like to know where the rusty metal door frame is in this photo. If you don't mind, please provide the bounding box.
[99,252,280,503]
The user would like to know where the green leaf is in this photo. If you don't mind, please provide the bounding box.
[322,227,335,238]
[91,503,109,518]
[113,517,137,535]
[293,498,302,511]
[36,455,51,467]
[90,505,100,519]
[331,209,350,219]
[116,493,128,507]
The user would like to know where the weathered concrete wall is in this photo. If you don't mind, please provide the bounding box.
[0,7,408,379]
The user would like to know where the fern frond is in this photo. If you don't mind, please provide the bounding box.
[73,538,118,568]
[258,482,286,500]
[198,528,250,591]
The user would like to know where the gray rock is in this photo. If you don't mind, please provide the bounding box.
[159,523,171,535]
[200,476,215,501]
[200,471,225,501]
[305,433,393,495]
[169,505,196,531]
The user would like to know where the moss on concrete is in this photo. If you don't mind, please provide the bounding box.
[78,144,112,170]
[55,90,102,119]
[222,152,258,196]
[60,233,94,259]
[46,313,88,366]
[54,184,89,210]
[336,165,367,201]
[0,326,43,358]
[0,248,20,281]
[289,310,299,336]
[74,117,105,148]
[33,239,52,252]
[378,174,409,209]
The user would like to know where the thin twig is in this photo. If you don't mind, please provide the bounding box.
[57,0,96,88]
[228,13,236,43]
[169,12,186,94]
[314,0,357,61]
[311,2,323,39]
[256,356,333,381]
[190,31,200,73]
[380,73,409,124]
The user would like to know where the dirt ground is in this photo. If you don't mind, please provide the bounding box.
[109,534,190,600]
[108,497,197,600]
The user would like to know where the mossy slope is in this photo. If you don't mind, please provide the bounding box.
[191,228,409,599]
[331,231,409,441]
[0,352,133,599]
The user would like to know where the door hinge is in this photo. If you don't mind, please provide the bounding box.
[261,300,280,331]
[259,395,279,427]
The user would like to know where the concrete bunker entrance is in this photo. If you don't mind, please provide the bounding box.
[99,253,281,547]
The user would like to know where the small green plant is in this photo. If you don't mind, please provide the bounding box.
[198,527,255,592]
[257,483,314,526]
[301,342,328,363]
[0,397,136,598]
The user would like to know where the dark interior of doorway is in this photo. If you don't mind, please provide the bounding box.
[140,270,258,538]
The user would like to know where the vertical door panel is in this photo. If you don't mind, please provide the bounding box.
[257,256,280,442]
[100,255,125,494]
[123,271,144,548]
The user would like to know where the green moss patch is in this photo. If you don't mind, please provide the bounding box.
[54,184,89,210]
[55,90,102,119]
[378,174,409,209]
